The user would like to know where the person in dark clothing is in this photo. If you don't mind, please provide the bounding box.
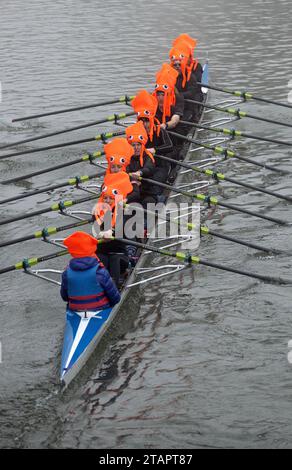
[131,89,176,194]
[61,231,120,310]
[170,34,204,123]
[152,63,184,131]
[131,89,173,155]
[94,172,138,287]
[104,137,140,203]
[152,63,185,167]
[125,120,155,201]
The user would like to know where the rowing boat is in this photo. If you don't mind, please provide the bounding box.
[59,62,209,387]
[2,57,287,388]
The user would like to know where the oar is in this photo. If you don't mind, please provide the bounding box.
[139,177,287,225]
[198,83,292,110]
[0,111,134,150]
[12,95,135,122]
[0,238,288,285]
[180,120,292,147]
[0,217,93,248]
[0,198,278,255]
[0,170,105,205]
[1,151,106,185]
[168,130,287,174]
[0,193,99,227]
[0,198,279,255]
[114,237,292,285]
[125,203,280,255]
[0,130,126,162]
[154,153,292,203]
[186,99,292,129]
[0,250,69,275]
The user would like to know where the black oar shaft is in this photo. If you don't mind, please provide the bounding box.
[0,217,93,248]
[186,99,292,129]
[0,137,95,161]
[141,202,278,254]
[12,96,134,122]
[168,130,286,174]
[0,171,104,205]
[212,198,286,225]
[140,177,286,225]
[0,112,134,151]
[197,258,288,284]
[180,120,292,147]
[197,83,292,110]
[204,227,279,254]
[155,153,292,203]
[1,151,106,185]
[0,130,125,164]
[223,175,292,202]
[0,193,98,227]
[115,238,291,285]
[0,250,69,275]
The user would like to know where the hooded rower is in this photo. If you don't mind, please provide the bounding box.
[152,63,183,132]
[131,89,173,155]
[170,34,203,123]
[60,231,121,311]
[94,172,138,287]
[152,63,186,177]
[104,137,139,203]
[104,137,133,175]
[125,120,156,202]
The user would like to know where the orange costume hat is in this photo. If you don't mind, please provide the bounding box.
[104,137,134,175]
[125,120,155,167]
[131,89,160,141]
[95,172,133,227]
[64,231,98,258]
[152,63,178,123]
[172,34,198,85]
[169,42,191,88]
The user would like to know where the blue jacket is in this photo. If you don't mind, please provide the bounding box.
[61,257,121,308]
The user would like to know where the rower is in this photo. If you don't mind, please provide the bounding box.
[131,89,176,186]
[170,33,203,123]
[94,172,138,287]
[152,63,183,135]
[125,120,156,203]
[131,89,173,154]
[104,137,140,203]
[104,137,133,175]
[61,231,121,311]
[152,63,185,178]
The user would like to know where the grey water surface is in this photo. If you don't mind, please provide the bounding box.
[0,0,292,449]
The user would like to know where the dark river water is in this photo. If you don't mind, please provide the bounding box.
[0,0,292,449]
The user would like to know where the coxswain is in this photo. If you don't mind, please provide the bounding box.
[94,172,137,287]
[170,34,203,122]
[61,231,121,311]
[104,137,139,203]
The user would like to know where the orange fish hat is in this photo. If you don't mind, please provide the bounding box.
[104,137,134,175]
[172,34,198,81]
[169,42,191,88]
[125,120,155,167]
[64,231,98,258]
[173,34,197,57]
[95,172,133,227]
[152,63,178,123]
[131,89,160,141]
